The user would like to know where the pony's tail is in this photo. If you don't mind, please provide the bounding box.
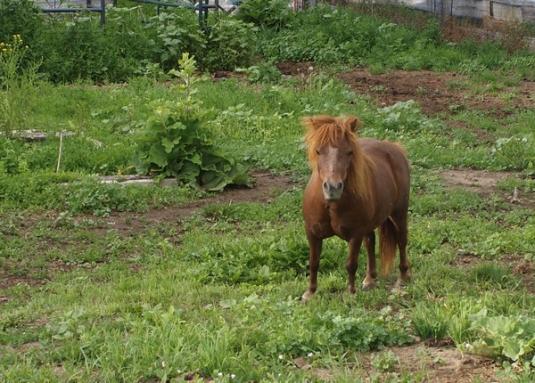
[380,217,398,277]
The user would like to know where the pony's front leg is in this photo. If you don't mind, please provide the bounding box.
[347,236,363,294]
[302,234,322,302]
[362,232,377,290]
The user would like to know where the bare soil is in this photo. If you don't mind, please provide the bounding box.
[440,169,514,192]
[385,344,498,383]
[277,61,316,76]
[338,69,535,116]
[91,171,296,237]
[505,255,535,294]
[440,169,535,208]
[294,344,498,382]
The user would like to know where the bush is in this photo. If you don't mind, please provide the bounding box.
[35,17,115,83]
[151,9,205,70]
[237,0,290,30]
[35,8,160,83]
[0,0,42,45]
[204,16,256,71]
[135,54,248,191]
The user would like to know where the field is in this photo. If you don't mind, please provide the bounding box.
[1,2,535,382]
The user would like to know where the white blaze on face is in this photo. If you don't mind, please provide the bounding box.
[322,146,344,201]
[326,146,338,175]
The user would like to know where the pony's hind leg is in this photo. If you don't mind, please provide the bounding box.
[362,232,377,290]
[394,211,411,287]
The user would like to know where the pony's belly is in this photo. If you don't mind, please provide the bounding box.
[332,224,354,241]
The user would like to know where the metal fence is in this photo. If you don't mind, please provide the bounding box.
[35,1,115,24]
[348,0,535,22]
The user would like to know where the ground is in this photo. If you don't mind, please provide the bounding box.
[1,63,534,382]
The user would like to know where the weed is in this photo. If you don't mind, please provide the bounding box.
[371,351,399,372]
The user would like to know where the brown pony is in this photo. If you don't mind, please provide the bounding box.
[301,115,410,301]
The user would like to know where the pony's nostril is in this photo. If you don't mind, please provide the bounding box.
[323,181,329,191]
[336,182,343,190]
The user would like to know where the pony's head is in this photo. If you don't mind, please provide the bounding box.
[303,115,372,202]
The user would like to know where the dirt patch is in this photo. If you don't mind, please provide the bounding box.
[211,70,246,81]
[440,169,514,192]
[386,344,498,383]
[440,169,535,208]
[450,250,482,267]
[277,61,316,76]
[94,171,296,236]
[0,275,46,290]
[504,255,535,294]
[338,69,535,116]
[297,344,498,382]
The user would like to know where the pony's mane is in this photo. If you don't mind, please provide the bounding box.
[303,115,374,203]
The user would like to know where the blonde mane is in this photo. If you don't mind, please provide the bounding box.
[303,115,374,204]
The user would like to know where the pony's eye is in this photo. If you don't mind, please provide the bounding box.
[347,151,353,156]
[315,149,320,155]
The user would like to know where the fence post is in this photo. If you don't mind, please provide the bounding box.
[100,0,106,25]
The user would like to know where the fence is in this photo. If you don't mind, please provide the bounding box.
[348,0,535,23]
[35,1,115,24]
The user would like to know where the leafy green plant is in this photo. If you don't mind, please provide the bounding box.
[324,311,413,351]
[151,9,205,70]
[135,54,248,190]
[237,0,291,30]
[493,135,535,171]
[464,309,535,366]
[237,62,282,83]
[204,16,256,71]
[372,350,400,372]
[377,100,438,135]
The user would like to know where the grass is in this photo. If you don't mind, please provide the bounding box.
[1,5,535,381]
[1,73,534,381]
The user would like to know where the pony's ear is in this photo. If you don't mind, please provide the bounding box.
[345,116,361,132]
[302,115,334,130]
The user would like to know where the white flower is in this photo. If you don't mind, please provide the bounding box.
[230,374,236,379]
[278,354,284,360]
[217,372,223,377]
[307,352,314,357]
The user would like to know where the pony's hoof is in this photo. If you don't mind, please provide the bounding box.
[347,286,357,295]
[301,290,315,302]
[393,276,410,291]
[362,278,376,290]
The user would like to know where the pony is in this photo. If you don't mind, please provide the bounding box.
[301,115,411,301]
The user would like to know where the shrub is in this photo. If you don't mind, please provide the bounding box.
[203,16,256,71]
[134,54,248,191]
[0,0,42,46]
[35,8,161,83]
[35,16,118,83]
[237,0,290,30]
[151,9,205,70]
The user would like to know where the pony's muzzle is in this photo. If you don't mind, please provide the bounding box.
[323,180,344,200]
